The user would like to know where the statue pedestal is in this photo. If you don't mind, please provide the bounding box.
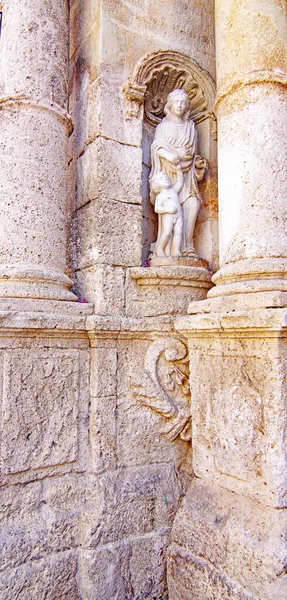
[149,256,209,269]
[126,265,213,318]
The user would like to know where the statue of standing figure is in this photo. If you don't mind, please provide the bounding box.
[149,88,207,264]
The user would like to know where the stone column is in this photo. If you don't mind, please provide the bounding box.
[208,0,287,304]
[0,0,76,301]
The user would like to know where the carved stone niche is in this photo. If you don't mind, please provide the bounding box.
[123,50,217,268]
[123,49,216,134]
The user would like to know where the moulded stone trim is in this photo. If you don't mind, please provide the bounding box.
[0,95,74,134]
[216,69,287,108]
[130,265,213,287]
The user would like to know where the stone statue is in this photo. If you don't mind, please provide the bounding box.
[149,88,207,264]
[150,163,184,258]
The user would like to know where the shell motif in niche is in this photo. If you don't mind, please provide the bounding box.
[144,66,208,126]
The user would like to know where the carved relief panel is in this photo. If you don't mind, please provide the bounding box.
[132,337,192,442]
[1,350,80,474]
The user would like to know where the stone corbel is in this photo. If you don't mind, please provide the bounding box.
[132,337,192,442]
[122,81,146,119]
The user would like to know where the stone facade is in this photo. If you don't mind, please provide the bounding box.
[0,0,286,599]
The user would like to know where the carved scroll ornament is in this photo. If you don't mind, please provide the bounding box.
[132,337,192,442]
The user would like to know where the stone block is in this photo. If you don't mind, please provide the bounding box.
[72,197,142,269]
[80,533,169,600]
[74,264,125,314]
[115,335,192,468]
[76,137,142,209]
[168,545,259,600]
[74,348,91,470]
[194,216,219,271]
[0,552,79,600]
[79,547,127,600]
[115,337,153,400]
[183,332,287,507]
[85,72,143,148]
[0,350,80,474]
[0,481,41,524]
[128,534,168,599]
[101,0,216,79]
[169,480,287,600]
[70,66,142,156]
[116,394,190,469]
[90,341,118,397]
[69,0,101,60]
[0,476,84,572]
[85,465,182,548]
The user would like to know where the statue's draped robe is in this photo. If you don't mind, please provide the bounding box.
[150,117,202,256]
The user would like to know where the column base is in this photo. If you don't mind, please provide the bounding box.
[188,290,287,314]
[0,265,77,301]
[208,258,287,300]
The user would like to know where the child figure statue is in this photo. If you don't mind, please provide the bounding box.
[150,162,184,259]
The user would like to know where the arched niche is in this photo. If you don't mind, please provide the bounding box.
[123,50,218,267]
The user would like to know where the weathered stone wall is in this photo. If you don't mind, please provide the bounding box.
[0,0,216,598]
[0,310,91,599]
[67,0,216,597]
[2,0,287,598]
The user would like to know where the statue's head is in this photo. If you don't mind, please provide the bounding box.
[164,89,190,121]
[150,171,171,194]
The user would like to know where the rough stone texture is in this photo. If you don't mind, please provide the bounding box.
[172,310,287,596]
[74,264,126,315]
[183,325,287,508]
[168,547,260,600]
[76,137,142,209]
[88,325,193,473]
[1,350,80,474]
[1,1,287,599]
[0,0,69,106]
[72,196,142,270]
[76,464,184,599]
[166,1,287,598]
[0,552,80,600]
[168,480,287,600]
[212,0,287,301]
[0,107,68,271]
[217,86,287,267]
[79,534,168,600]
[69,0,217,309]
[0,0,221,598]
[0,322,90,598]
